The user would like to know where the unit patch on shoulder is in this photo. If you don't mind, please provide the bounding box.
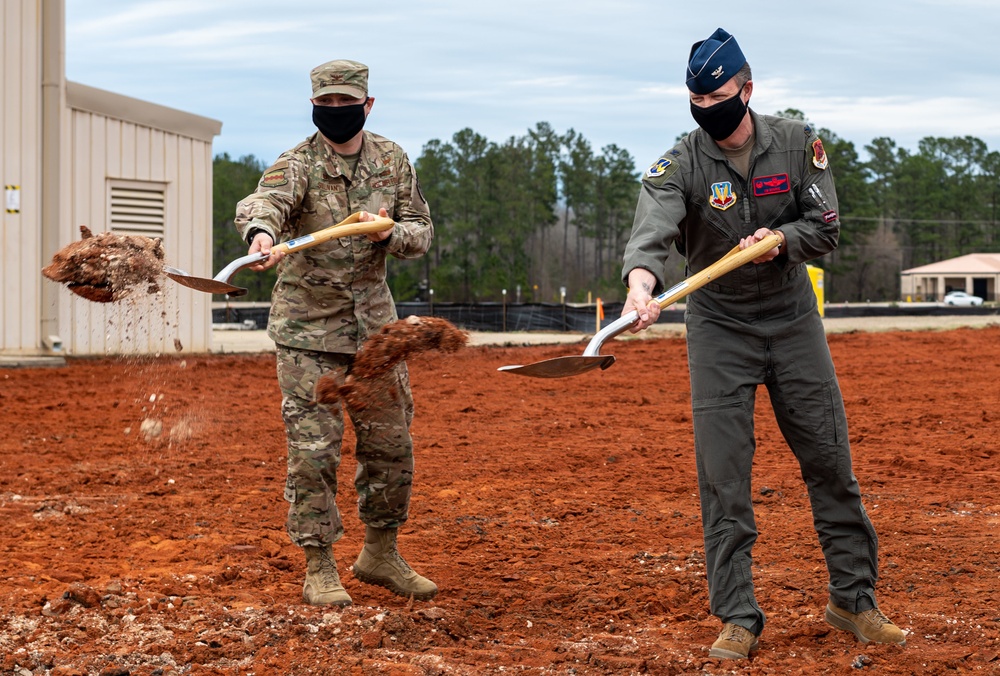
[645,158,672,178]
[811,138,829,170]
[261,168,289,188]
[752,173,790,197]
[644,157,679,186]
[709,181,737,211]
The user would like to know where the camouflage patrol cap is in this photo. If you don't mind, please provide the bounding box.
[310,59,368,99]
[686,28,746,94]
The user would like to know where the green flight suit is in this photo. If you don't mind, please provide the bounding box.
[622,111,879,635]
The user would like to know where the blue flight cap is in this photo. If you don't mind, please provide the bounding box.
[686,28,747,94]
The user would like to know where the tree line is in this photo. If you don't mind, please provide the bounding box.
[212,113,1000,304]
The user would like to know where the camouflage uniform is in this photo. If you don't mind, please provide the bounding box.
[235,129,432,547]
[622,110,879,636]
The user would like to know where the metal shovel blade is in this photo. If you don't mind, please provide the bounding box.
[163,251,266,297]
[164,267,246,296]
[497,235,783,380]
[498,314,636,379]
[497,354,616,378]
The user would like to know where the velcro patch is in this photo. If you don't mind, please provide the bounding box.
[645,158,672,178]
[752,173,790,196]
[261,169,288,188]
[643,156,679,187]
[822,210,838,223]
[709,181,737,211]
[372,176,401,189]
[811,138,829,170]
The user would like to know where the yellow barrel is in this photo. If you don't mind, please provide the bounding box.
[807,265,825,316]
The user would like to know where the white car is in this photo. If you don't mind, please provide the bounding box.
[943,291,984,306]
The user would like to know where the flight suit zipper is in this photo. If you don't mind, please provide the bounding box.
[738,157,768,321]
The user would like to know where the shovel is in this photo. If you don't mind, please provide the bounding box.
[164,212,395,297]
[498,234,783,378]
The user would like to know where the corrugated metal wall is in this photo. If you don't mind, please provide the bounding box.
[60,107,215,355]
[1,0,42,355]
[2,0,221,357]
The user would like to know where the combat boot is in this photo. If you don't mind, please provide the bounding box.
[302,545,352,607]
[708,622,759,659]
[352,526,438,601]
[826,603,906,645]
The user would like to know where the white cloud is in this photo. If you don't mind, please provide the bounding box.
[65,0,1000,170]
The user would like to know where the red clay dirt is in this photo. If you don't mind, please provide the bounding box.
[41,226,165,304]
[1,326,1000,675]
[316,316,469,414]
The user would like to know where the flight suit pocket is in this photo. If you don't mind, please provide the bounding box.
[692,394,755,483]
[822,376,851,475]
[691,192,739,242]
[755,191,796,230]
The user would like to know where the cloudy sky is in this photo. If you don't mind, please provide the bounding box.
[66,0,1000,174]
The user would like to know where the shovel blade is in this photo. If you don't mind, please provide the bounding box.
[497,354,616,378]
[164,267,247,297]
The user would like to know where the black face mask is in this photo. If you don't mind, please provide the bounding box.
[690,87,748,141]
[312,102,367,144]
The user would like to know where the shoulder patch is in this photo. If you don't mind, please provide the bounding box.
[645,158,672,178]
[260,168,289,188]
[811,138,829,171]
[643,156,680,186]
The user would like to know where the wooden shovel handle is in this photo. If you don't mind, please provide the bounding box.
[654,234,783,309]
[270,212,395,255]
[580,234,784,357]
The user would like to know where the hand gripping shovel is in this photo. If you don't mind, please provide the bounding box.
[164,212,394,297]
[498,234,783,378]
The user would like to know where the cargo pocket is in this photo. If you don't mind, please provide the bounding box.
[822,376,851,475]
[394,362,414,427]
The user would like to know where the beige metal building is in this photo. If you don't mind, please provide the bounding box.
[900,253,1000,302]
[1,0,221,358]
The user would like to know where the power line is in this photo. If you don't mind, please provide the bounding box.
[841,216,1000,225]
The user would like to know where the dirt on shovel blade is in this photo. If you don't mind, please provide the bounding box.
[41,225,166,303]
[315,316,468,411]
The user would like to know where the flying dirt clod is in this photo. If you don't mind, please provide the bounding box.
[315,316,468,411]
[42,225,166,303]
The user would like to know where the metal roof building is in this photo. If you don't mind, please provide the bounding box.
[900,254,1000,302]
[2,0,222,360]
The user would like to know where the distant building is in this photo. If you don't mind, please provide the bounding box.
[900,254,1000,302]
[1,0,221,358]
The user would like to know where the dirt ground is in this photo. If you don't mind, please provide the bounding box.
[2,323,1000,675]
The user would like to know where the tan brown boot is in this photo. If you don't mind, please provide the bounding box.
[826,603,906,645]
[708,623,759,659]
[352,526,438,601]
[302,545,352,607]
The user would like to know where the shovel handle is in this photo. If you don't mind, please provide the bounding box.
[582,234,784,356]
[652,233,783,310]
[271,213,395,255]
